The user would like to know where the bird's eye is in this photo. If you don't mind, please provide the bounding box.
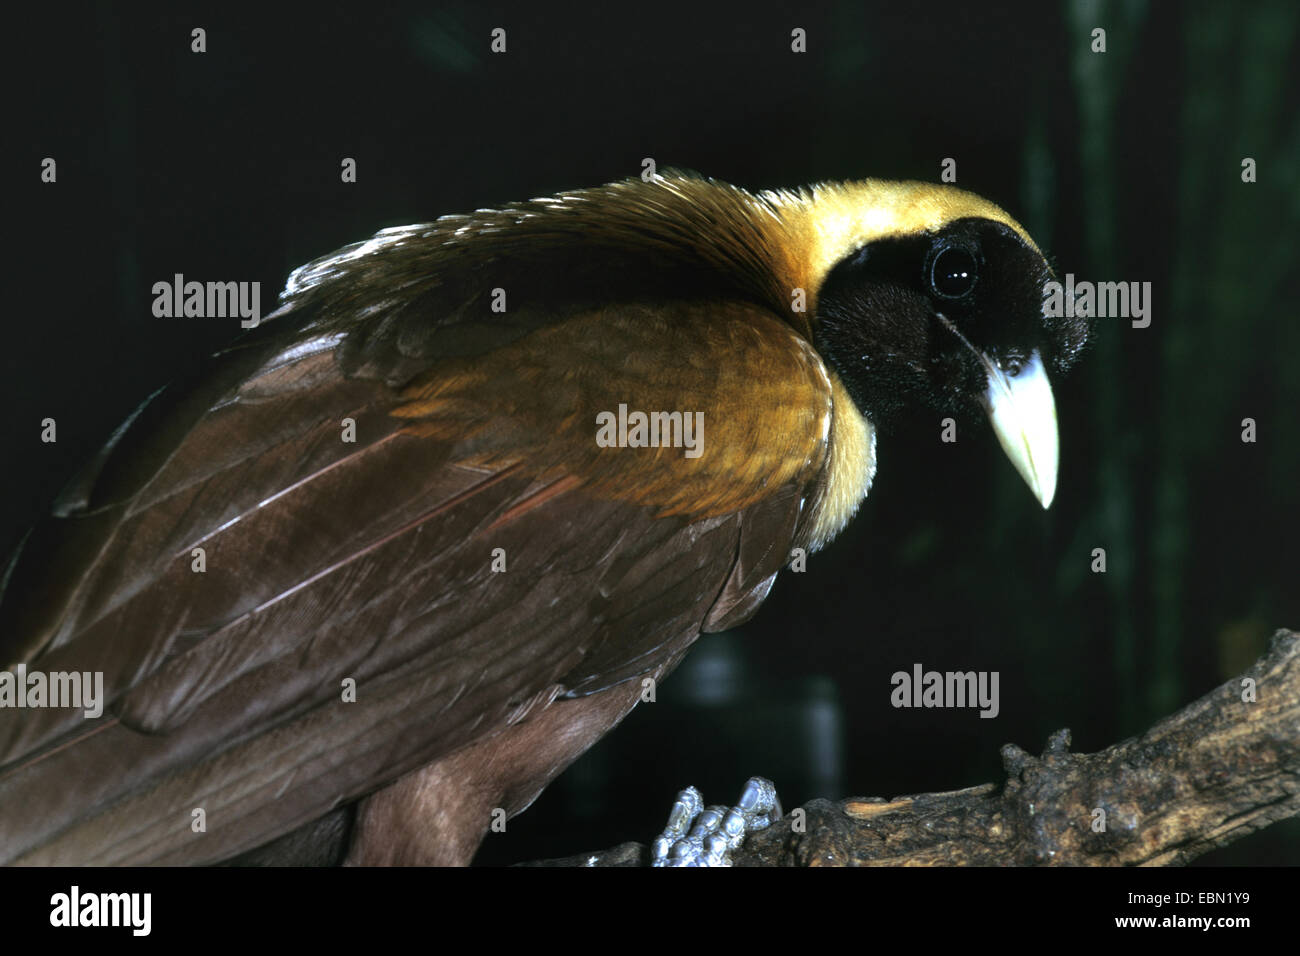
[928,246,979,300]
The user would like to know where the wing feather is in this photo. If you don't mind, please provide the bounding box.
[0,215,843,864]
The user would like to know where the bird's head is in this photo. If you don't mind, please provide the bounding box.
[797,181,1088,508]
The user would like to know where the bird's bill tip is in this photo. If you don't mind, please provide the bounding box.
[981,350,1059,509]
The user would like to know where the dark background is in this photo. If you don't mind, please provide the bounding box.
[9,1,1298,865]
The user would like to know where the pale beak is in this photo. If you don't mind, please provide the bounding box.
[980,349,1059,509]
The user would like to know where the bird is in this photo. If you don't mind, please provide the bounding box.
[0,172,1087,866]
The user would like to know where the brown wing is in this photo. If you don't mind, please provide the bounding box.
[0,291,833,865]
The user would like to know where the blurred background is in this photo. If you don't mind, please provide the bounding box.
[9,1,1298,865]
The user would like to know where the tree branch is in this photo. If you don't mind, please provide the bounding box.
[528,628,1300,866]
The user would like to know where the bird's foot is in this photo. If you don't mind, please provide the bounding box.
[650,776,781,867]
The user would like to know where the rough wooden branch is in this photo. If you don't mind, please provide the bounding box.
[528,628,1300,866]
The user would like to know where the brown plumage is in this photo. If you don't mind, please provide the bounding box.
[0,173,1084,865]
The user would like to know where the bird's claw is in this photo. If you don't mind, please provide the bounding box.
[650,776,781,866]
